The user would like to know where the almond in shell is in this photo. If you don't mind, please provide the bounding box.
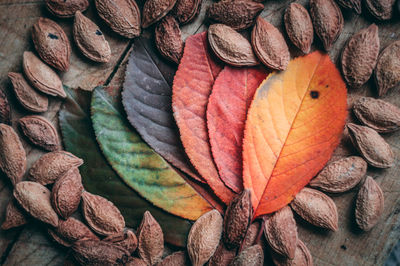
[104,230,138,254]
[355,176,384,231]
[336,0,362,14]
[375,40,400,97]
[0,124,26,186]
[73,11,111,63]
[309,156,367,193]
[187,209,223,266]
[310,0,344,51]
[171,0,202,25]
[155,16,183,64]
[341,24,380,88]
[72,239,130,265]
[51,167,83,219]
[45,0,89,18]
[32,17,70,72]
[353,97,400,133]
[346,123,394,168]
[94,0,141,39]
[230,245,264,266]
[29,151,83,185]
[1,199,28,230]
[82,191,125,236]
[8,72,48,113]
[209,242,236,266]
[137,211,164,265]
[22,51,66,98]
[19,115,60,152]
[223,189,252,250]
[271,240,313,266]
[251,17,290,70]
[240,221,262,251]
[49,217,99,247]
[206,0,264,31]
[14,181,59,227]
[264,206,297,259]
[157,251,190,266]
[142,0,177,28]
[0,89,10,125]
[208,24,258,67]
[365,0,396,20]
[284,3,314,54]
[290,187,338,231]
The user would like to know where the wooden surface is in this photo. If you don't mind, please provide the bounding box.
[0,0,399,265]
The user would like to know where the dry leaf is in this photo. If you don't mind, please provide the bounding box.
[82,191,125,236]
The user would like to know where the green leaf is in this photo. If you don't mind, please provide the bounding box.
[90,86,213,221]
[59,86,192,247]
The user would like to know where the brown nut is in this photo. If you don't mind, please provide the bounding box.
[32,17,70,72]
[155,16,183,64]
[45,0,89,18]
[375,40,400,97]
[8,72,48,113]
[137,211,164,265]
[142,0,177,28]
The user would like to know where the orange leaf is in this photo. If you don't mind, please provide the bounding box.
[243,51,347,217]
[207,66,268,193]
[172,32,235,204]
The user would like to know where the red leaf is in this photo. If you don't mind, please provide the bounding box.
[172,32,235,204]
[207,66,268,192]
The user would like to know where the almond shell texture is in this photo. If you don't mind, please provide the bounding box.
[45,0,89,18]
[32,17,71,71]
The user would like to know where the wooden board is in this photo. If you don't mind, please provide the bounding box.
[0,0,399,265]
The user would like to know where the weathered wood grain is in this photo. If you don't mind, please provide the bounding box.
[0,0,399,265]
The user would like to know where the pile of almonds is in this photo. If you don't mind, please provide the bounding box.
[0,0,400,265]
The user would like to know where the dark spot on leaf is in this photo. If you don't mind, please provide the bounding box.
[310,90,319,99]
[96,30,103,36]
[48,33,58,40]
[341,245,347,250]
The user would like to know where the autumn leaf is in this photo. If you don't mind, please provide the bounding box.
[59,87,193,247]
[122,36,202,182]
[173,32,235,204]
[207,66,268,193]
[91,86,215,221]
[243,51,347,217]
